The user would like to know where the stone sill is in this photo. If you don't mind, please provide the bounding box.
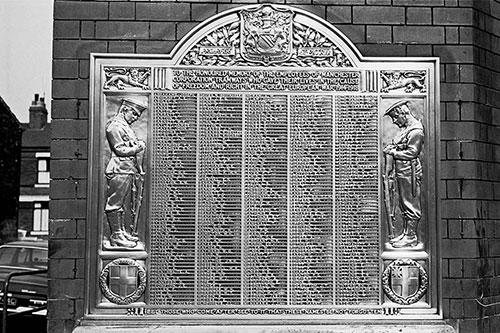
[73,323,455,333]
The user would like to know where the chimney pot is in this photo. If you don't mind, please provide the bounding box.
[28,93,48,130]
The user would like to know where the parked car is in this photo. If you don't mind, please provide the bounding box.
[0,240,47,314]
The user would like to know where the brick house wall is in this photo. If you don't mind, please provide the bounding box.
[19,95,51,238]
[0,97,22,244]
[50,1,500,332]
[19,131,51,237]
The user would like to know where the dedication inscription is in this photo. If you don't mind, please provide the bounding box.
[89,4,440,321]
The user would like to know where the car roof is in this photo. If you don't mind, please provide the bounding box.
[1,240,48,249]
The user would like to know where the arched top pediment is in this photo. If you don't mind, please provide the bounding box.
[170,4,363,68]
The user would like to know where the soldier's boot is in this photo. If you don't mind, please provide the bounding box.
[117,211,139,242]
[107,211,136,248]
[392,219,419,248]
[389,220,407,244]
[123,230,139,242]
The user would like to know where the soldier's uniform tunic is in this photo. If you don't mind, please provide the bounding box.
[390,121,424,221]
[105,115,142,215]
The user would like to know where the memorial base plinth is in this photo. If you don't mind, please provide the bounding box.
[74,323,455,333]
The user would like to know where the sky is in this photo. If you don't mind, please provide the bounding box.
[0,0,53,123]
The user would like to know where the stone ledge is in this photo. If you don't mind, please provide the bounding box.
[74,323,456,333]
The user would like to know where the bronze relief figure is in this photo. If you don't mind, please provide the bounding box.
[104,99,147,249]
[383,100,424,248]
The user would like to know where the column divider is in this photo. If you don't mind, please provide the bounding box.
[287,94,291,306]
[241,94,246,306]
[332,94,336,306]
[195,93,200,305]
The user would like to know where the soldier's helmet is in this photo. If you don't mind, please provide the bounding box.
[384,100,409,116]
[121,99,147,114]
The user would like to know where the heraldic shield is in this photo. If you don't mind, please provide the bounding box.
[392,265,419,297]
[99,258,147,305]
[240,5,293,65]
[382,259,429,305]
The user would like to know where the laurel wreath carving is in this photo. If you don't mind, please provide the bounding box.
[181,22,244,66]
[382,258,428,305]
[287,21,352,68]
[99,257,147,305]
[180,19,352,68]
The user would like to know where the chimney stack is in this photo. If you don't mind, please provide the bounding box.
[28,93,48,130]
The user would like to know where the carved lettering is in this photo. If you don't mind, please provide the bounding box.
[126,306,399,316]
[199,46,235,56]
[150,93,197,305]
[297,47,334,57]
[171,69,360,92]
[290,95,334,305]
[335,96,380,305]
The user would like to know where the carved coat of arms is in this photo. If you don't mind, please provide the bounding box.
[382,258,428,305]
[240,5,293,65]
[99,258,147,305]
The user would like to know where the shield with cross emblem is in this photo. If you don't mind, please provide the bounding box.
[109,264,138,297]
[99,258,147,305]
[382,258,428,305]
[391,265,420,298]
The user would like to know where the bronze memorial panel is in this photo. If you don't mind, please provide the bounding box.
[87,4,440,322]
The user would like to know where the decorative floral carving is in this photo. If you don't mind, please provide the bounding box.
[179,6,352,68]
[181,22,242,66]
[288,21,352,67]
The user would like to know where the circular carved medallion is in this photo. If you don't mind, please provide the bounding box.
[382,258,428,305]
[99,258,147,305]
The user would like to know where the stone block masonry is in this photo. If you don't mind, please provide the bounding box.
[50,1,500,332]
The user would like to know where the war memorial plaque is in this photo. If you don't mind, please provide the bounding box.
[87,4,440,323]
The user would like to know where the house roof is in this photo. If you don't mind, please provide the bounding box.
[0,96,23,130]
[22,123,51,148]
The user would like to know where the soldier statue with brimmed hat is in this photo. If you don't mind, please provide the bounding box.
[104,98,147,248]
[383,100,425,248]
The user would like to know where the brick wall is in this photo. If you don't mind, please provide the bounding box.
[439,1,500,331]
[51,1,500,332]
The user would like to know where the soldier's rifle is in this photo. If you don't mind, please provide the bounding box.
[383,153,396,239]
[131,145,146,236]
